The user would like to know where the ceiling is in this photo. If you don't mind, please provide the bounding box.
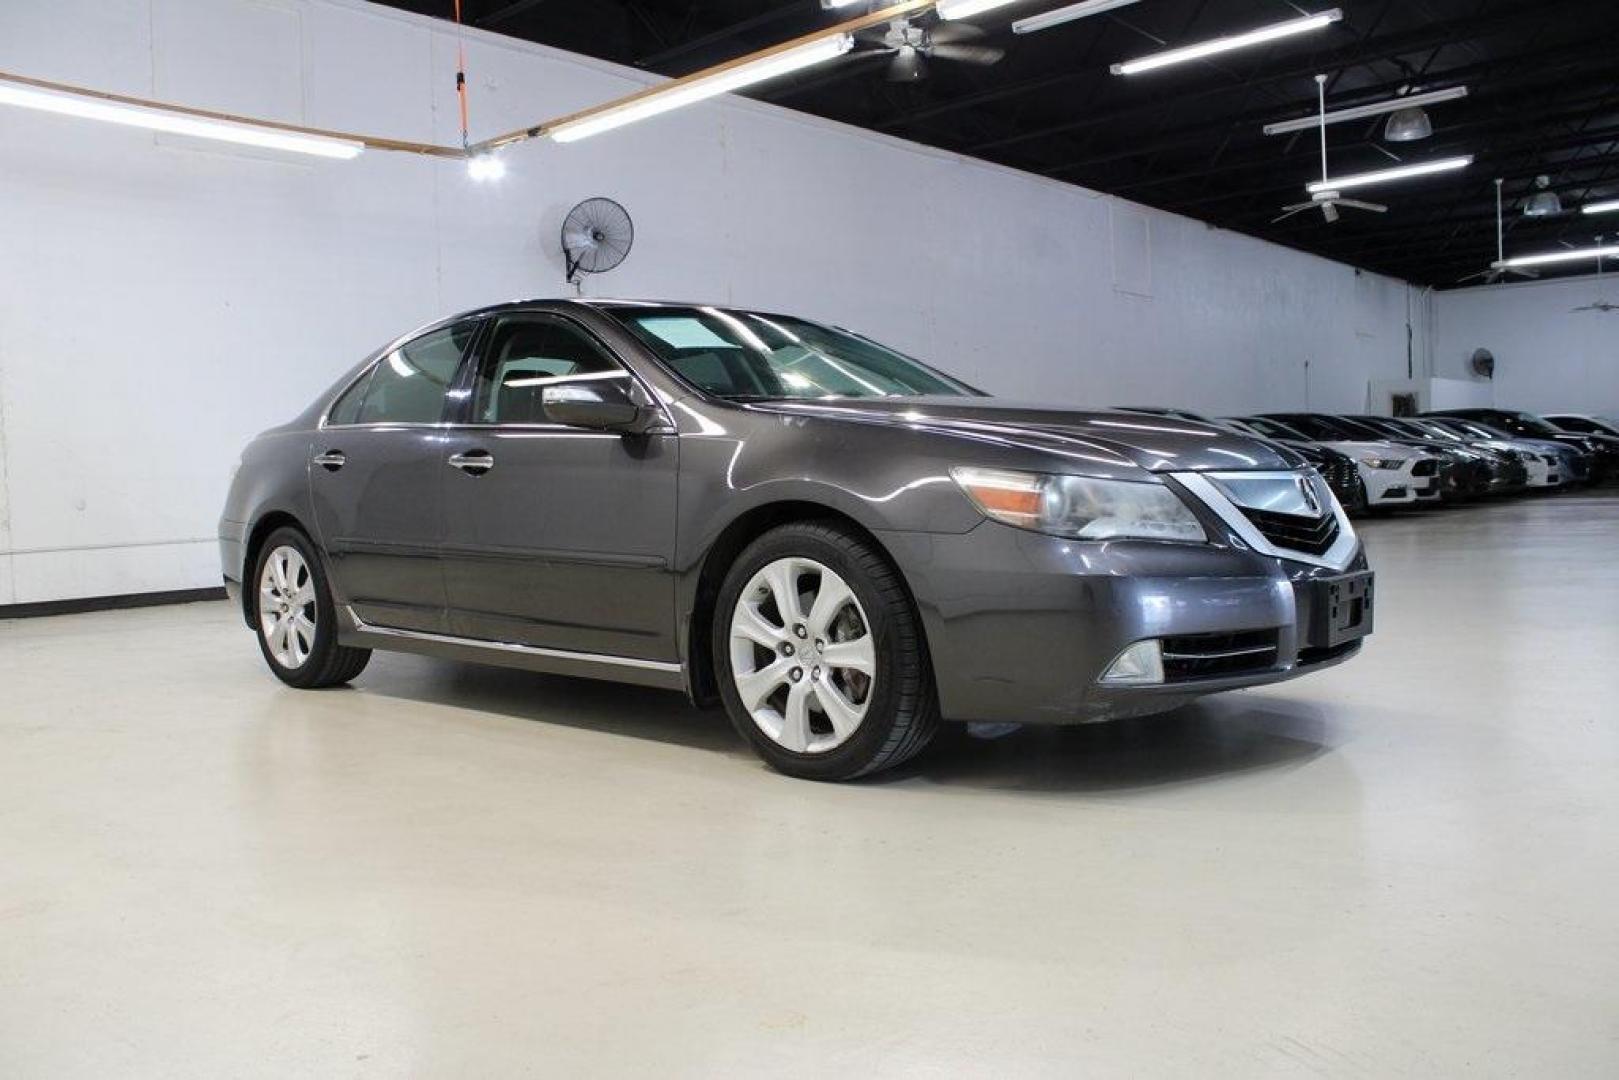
[375,0,1619,287]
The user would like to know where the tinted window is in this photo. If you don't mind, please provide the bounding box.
[613,306,977,401]
[1242,417,1309,441]
[473,316,624,424]
[354,323,476,425]
[328,369,372,425]
[1334,417,1394,440]
[1550,417,1598,433]
[1265,415,1342,440]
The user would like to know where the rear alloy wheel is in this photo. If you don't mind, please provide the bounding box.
[714,522,937,780]
[251,526,371,689]
[260,544,317,669]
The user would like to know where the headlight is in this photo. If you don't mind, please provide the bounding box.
[950,467,1206,542]
[1358,455,1406,470]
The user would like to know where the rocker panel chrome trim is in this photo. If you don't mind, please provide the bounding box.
[343,606,684,673]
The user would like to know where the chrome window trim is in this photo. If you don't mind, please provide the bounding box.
[318,317,677,435]
[1173,469,1358,571]
[345,607,683,674]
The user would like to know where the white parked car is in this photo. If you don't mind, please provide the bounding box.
[1244,415,1445,508]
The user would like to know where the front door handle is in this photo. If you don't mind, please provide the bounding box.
[313,450,346,472]
[448,449,495,476]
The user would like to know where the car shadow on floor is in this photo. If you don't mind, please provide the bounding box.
[357,653,745,755]
[355,654,1335,794]
[883,701,1336,795]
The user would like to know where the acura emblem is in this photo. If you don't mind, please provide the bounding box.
[1298,477,1321,515]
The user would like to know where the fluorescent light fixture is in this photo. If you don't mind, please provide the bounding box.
[0,77,363,160]
[1014,0,1140,34]
[1493,245,1619,270]
[1306,154,1472,193]
[937,0,1029,20]
[548,33,853,142]
[466,153,506,181]
[1111,9,1342,75]
[820,0,866,7]
[1263,85,1468,136]
[1581,199,1619,215]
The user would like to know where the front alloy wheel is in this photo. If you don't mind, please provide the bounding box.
[729,557,876,754]
[714,522,938,780]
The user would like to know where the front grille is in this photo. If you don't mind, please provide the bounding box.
[1161,629,1281,681]
[1319,460,1361,506]
[1411,459,1439,477]
[1241,505,1341,556]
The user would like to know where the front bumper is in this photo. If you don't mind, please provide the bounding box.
[883,521,1369,726]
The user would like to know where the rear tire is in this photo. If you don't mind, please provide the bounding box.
[713,521,938,781]
[251,526,371,689]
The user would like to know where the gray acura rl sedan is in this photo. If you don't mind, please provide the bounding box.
[220,299,1373,780]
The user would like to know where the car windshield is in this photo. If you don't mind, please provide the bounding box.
[1334,417,1395,440]
[1447,419,1508,440]
[610,306,979,401]
[1489,413,1561,436]
[1242,417,1310,441]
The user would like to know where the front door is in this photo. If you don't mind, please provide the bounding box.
[439,313,679,660]
[308,320,478,634]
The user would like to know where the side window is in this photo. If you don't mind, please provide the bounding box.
[352,322,477,425]
[327,369,372,426]
[473,316,626,425]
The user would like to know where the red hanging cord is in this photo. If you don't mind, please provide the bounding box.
[454,0,470,149]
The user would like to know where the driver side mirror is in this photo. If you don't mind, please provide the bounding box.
[541,379,661,434]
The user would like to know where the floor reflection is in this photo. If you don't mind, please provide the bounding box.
[350,653,1337,795]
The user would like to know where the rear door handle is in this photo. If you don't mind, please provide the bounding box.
[448,449,495,476]
[313,450,346,472]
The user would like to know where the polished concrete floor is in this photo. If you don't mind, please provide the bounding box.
[3,493,1617,1077]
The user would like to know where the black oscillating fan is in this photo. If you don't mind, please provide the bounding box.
[561,197,634,282]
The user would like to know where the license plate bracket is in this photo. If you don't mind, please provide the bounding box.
[1311,571,1374,647]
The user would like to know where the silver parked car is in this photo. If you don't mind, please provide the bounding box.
[220,300,1373,780]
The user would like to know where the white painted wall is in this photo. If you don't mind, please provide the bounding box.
[0,0,1430,605]
[1432,274,1619,415]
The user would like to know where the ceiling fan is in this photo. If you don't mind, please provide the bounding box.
[1457,179,1540,284]
[1274,75,1389,224]
[854,17,1005,82]
[1571,239,1616,311]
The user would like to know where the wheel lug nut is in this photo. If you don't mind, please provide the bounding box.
[781,643,794,656]
[794,624,807,639]
[811,667,821,680]
[790,667,803,682]
[814,638,825,650]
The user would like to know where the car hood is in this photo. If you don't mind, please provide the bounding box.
[1316,439,1423,459]
[750,397,1297,473]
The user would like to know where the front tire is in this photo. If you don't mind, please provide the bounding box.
[251,526,371,689]
[713,522,938,780]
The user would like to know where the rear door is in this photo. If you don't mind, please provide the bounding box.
[309,320,480,634]
[439,312,679,660]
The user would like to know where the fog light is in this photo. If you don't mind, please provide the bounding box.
[1101,640,1164,685]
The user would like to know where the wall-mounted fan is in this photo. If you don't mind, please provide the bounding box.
[561,197,634,283]
[853,18,1004,82]
[1470,348,1495,380]
[1458,179,1539,285]
[1274,75,1389,224]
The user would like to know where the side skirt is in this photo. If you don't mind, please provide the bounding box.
[340,607,687,692]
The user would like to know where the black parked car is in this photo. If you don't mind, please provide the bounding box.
[1337,415,1495,500]
[1374,417,1534,493]
[1424,409,1618,483]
